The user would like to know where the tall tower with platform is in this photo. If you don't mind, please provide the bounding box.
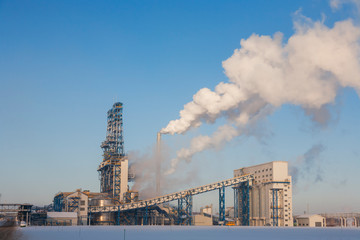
[98,102,133,202]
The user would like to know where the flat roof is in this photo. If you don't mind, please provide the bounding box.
[296,214,324,218]
[234,161,288,171]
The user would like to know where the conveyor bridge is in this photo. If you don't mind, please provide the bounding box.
[89,174,253,213]
[89,174,253,225]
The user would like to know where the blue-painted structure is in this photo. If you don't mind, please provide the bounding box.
[233,180,250,226]
[241,180,250,225]
[144,205,149,225]
[271,189,280,226]
[67,196,80,212]
[98,102,126,199]
[101,102,124,156]
[53,193,64,212]
[218,186,225,224]
[234,188,238,219]
[177,192,192,225]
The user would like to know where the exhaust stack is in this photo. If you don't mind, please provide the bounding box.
[156,132,161,196]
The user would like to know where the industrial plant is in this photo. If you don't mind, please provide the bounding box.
[48,102,290,226]
[1,102,358,228]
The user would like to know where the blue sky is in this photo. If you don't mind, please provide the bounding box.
[0,0,359,215]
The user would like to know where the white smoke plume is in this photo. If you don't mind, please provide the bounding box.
[161,12,360,175]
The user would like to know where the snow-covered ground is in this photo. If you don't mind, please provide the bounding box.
[18,226,360,240]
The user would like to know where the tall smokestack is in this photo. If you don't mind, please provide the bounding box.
[156,132,161,196]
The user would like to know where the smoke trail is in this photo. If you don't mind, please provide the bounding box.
[130,141,200,198]
[129,145,165,199]
[330,0,360,12]
[161,12,360,175]
[290,144,326,186]
[165,100,274,175]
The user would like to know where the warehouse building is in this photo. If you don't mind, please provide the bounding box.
[295,214,326,227]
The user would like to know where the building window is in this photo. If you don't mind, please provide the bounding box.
[80,200,85,205]
[270,174,272,176]
[80,208,85,211]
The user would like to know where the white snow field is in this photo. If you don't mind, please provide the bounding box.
[19,226,360,240]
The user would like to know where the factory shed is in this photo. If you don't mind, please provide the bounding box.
[295,214,326,227]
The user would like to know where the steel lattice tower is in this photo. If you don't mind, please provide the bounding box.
[101,102,124,156]
[98,102,129,201]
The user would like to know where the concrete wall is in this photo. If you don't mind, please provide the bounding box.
[193,214,212,226]
[120,158,128,202]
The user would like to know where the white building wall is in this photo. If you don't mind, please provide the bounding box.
[234,161,293,227]
[120,158,129,202]
[296,214,326,227]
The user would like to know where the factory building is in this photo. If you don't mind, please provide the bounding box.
[234,161,293,226]
[53,189,108,224]
[51,103,140,226]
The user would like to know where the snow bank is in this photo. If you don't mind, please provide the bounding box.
[19,226,360,240]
